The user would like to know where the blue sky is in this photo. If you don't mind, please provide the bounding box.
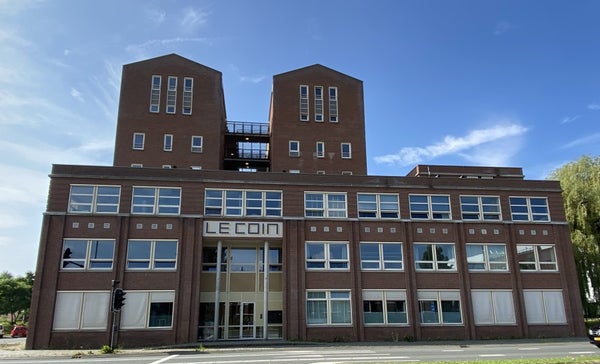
[1,0,599,275]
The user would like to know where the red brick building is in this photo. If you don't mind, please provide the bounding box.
[27,54,585,349]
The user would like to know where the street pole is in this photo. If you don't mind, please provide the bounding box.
[110,280,118,350]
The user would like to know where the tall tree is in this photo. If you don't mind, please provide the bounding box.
[550,155,600,316]
[0,271,34,324]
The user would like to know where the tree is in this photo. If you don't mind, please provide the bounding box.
[0,271,34,324]
[549,155,600,317]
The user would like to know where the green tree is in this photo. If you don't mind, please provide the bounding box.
[549,155,600,317]
[0,271,34,324]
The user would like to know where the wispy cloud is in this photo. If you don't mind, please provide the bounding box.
[561,115,581,124]
[145,6,166,24]
[126,37,212,60]
[494,21,517,35]
[180,7,209,33]
[240,75,265,84]
[588,103,600,110]
[374,123,528,167]
[561,132,600,149]
[70,88,84,102]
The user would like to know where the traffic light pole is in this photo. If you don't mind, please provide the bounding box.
[110,280,119,351]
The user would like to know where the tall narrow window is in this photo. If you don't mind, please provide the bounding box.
[341,143,351,159]
[164,134,173,152]
[133,133,145,150]
[329,87,338,122]
[316,142,324,158]
[166,76,177,114]
[300,85,309,121]
[314,86,323,122]
[182,77,193,115]
[150,75,161,113]
[289,141,300,157]
[191,136,203,153]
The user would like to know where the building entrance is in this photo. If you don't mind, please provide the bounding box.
[228,302,255,339]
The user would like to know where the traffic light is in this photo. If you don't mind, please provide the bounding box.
[113,288,126,311]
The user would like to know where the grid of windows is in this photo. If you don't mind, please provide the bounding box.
[316,141,324,158]
[357,193,399,219]
[126,240,178,270]
[306,290,351,325]
[149,75,161,113]
[201,246,283,272]
[182,77,193,115]
[166,76,177,114]
[305,192,347,218]
[363,290,408,325]
[306,242,349,270]
[204,189,282,217]
[414,243,456,271]
[409,194,451,220]
[471,290,516,325]
[516,244,558,271]
[328,87,338,122]
[61,239,115,270]
[523,290,566,324]
[418,290,462,325]
[164,134,173,151]
[300,85,309,121]
[341,143,351,159]
[120,291,175,329]
[314,86,323,122]
[510,197,550,221]
[466,244,508,271]
[360,242,403,270]
[460,196,501,221]
[53,291,110,330]
[289,140,300,157]
[133,132,145,150]
[131,187,181,215]
[68,185,120,214]
[191,136,203,152]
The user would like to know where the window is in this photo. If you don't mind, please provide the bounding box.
[182,77,193,115]
[523,290,566,324]
[418,290,462,325]
[471,290,516,325]
[201,246,282,273]
[516,244,558,271]
[61,239,115,270]
[460,196,501,221]
[316,141,324,158]
[149,75,161,113]
[127,240,178,270]
[132,187,181,215]
[259,247,283,272]
[409,194,451,220]
[306,290,351,325]
[306,242,349,270]
[357,193,399,219]
[164,134,173,152]
[191,136,203,153]
[360,242,403,270]
[166,76,177,114]
[300,85,309,121]
[53,291,110,330]
[68,185,120,214]
[120,291,175,329]
[204,189,282,217]
[289,140,300,157]
[414,243,456,271]
[328,87,338,122]
[341,143,351,159]
[363,290,408,325]
[304,192,347,218]
[202,247,227,272]
[133,133,145,150]
[314,86,323,122]
[510,197,549,221]
[466,244,508,271]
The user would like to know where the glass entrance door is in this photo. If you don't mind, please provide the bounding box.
[228,302,255,339]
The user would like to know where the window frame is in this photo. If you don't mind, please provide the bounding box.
[133,132,145,150]
[299,85,309,121]
[328,86,338,122]
[340,143,352,159]
[306,290,352,326]
[166,76,177,114]
[126,239,178,271]
[120,290,175,329]
[509,196,550,222]
[314,86,323,122]
[357,193,400,219]
[362,290,408,326]
[191,135,203,153]
[182,77,193,115]
[466,243,509,272]
[53,291,111,330]
[163,134,173,152]
[304,192,347,218]
[204,189,282,217]
[523,289,566,324]
[305,241,350,270]
[359,242,403,271]
[68,184,121,214]
[460,195,501,221]
[316,141,325,158]
[516,244,558,272]
[471,290,516,325]
[289,140,300,157]
[61,239,115,271]
[417,290,463,325]
[413,242,457,271]
[149,75,161,113]
[131,186,181,215]
[409,194,451,220]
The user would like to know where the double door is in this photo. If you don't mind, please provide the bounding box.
[228,302,255,339]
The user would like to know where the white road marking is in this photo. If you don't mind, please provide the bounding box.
[518,347,540,350]
[569,351,597,354]
[150,354,179,364]
[479,354,506,357]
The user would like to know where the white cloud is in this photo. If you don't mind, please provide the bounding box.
[180,7,209,33]
[374,123,528,167]
[71,87,84,102]
[588,103,600,110]
[145,7,166,24]
[561,132,600,149]
[125,37,212,60]
[494,21,517,35]
[561,115,581,124]
[240,75,266,84]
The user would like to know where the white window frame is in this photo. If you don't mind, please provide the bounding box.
[131,187,181,215]
[204,189,283,217]
[471,290,516,325]
[417,290,462,325]
[182,77,193,115]
[466,243,509,272]
[149,75,161,113]
[305,241,349,270]
[523,289,566,324]
[68,184,121,214]
[304,192,347,218]
[328,86,338,122]
[164,134,173,152]
[166,76,177,114]
[509,196,550,222]
[316,141,325,158]
[314,86,323,122]
[53,291,111,330]
[191,136,203,153]
[341,143,351,159]
[413,243,457,271]
[359,242,403,271]
[133,132,145,150]
[289,140,300,157]
[357,193,399,219]
[300,85,309,121]
[409,194,451,220]
[516,244,558,272]
[120,290,175,329]
[460,195,501,221]
[126,239,178,270]
[362,290,408,325]
[61,239,115,271]
[306,290,352,326]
